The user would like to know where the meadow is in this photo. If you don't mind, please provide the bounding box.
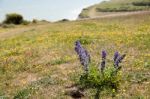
[0,12,150,98]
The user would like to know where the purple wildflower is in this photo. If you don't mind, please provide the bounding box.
[75,41,82,55]
[102,50,107,59]
[114,54,126,68]
[75,41,90,73]
[100,50,107,72]
[114,52,119,62]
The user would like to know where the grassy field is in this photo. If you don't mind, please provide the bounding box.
[0,12,150,99]
[79,0,150,18]
[96,0,150,12]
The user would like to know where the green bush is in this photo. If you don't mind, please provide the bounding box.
[78,65,122,93]
[32,19,38,24]
[58,19,70,22]
[3,13,24,25]
[22,20,30,25]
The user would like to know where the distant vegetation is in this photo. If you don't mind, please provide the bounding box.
[79,0,150,18]
[96,0,150,12]
[3,13,24,25]
[1,13,32,27]
[58,19,70,22]
[32,19,38,24]
[78,8,92,18]
[0,13,50,27]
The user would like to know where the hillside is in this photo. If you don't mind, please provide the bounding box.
[0,12,150,98]
[79,0,150,18]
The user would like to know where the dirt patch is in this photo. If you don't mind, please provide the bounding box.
[12,72,40,87]
[0,24,49,39]
[65,85,85,99]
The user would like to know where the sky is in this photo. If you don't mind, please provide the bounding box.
[0,0,106,22]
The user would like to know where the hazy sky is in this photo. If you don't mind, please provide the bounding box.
[0,0,106,22]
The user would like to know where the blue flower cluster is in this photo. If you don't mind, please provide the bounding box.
[100,51,126,72]
[114,52,126,69]
[75,41,90,73]
[100,50,107,72]
[75,41,126,73]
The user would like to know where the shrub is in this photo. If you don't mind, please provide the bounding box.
[3,13,23,25]
[79,65,122,91]
[132,2,150,6]
[32,19,38,24]
[74,41,126,96]
[22,20,30,25]
[59,19,69,22]
[41,20,49,23]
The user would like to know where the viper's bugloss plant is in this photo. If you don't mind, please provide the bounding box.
[114,52,119,63]
[100,50,107,73]
[74,41,126,96]
[75,40,91,73]
[114,53,126,70]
